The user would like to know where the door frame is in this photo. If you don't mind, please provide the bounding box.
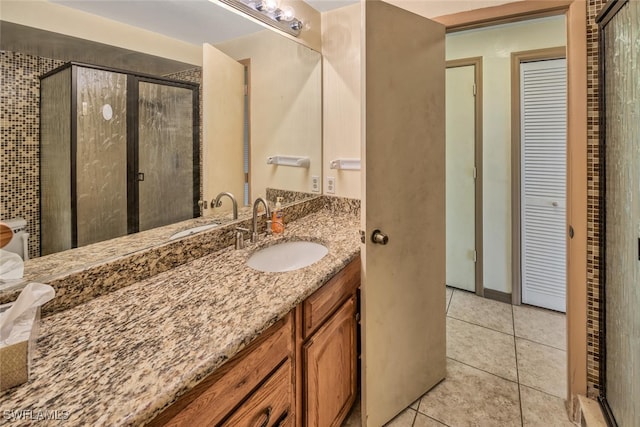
[510,46,567,306]
[445,57,484,296]
[238,58,252,206]
[433,0,587,412]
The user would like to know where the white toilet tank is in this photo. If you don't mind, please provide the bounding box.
[2,218,29,260]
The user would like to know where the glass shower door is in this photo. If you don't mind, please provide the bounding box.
[600,0,640,424]
[137,80,196,232]
[76,67,128,247]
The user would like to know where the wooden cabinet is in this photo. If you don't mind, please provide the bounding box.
[303,295,358,427]
[150,314,294,427]
[302,258,360,339]
[297,256,360,427]
[150,257,360,427]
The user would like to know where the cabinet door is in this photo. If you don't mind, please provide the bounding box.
[303,296,357,427]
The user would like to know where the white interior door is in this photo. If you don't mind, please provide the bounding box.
[202,44,244,214]
[446,65,476,292]
[361,2,446,426]
[520,58,567,312]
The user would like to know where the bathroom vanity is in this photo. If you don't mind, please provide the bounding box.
[150,257,359,427]
[0,203,361,426]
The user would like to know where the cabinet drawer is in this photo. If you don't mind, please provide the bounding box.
[152,314,292,427]
[221,359,293,427]
[303,257,360,339]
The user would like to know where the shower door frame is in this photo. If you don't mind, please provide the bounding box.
[596,1,632,425]
[40,62,200,249]
[126,74,201,234]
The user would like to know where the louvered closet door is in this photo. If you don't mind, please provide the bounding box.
[520,58,567,312]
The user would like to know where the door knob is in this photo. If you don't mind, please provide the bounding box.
[371,229,389,245]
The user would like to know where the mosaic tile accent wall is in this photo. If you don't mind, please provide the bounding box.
[1,51,64,258]
[586,0,606,399]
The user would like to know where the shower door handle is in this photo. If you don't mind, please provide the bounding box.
[137,172,145,182]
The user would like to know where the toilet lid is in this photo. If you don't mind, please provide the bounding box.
[0,223,12,249]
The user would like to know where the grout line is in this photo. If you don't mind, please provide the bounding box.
[519,382,568,401]
[445,287,454,314]
[444,357,519,385]
[513,304,524,427]
[446,315,515,337]
[412,403,452,427]
[428,414,453,427]
[514,335,567,352]
[410,407,418,426]
[417,411,453,427]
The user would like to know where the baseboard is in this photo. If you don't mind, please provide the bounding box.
[577,395,608,427]
[483,288,512,304]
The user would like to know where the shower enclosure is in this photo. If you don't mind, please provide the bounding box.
[597,0,639,425]
[40,63,199,255]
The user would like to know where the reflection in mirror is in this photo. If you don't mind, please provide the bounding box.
[204,29,322,212]
[0,0,321,266]
[40,64,200,256]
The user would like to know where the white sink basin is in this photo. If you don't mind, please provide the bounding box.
[169,223,218,241]
[247,241,328,272]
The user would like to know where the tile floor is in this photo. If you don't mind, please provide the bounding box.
[343,287,575,427]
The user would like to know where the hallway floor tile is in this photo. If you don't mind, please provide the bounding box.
[343,288,574,426]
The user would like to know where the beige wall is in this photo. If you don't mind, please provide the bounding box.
[322,4,362,199]
[216,30,322,200]
[385,0,513,19]
[0,0,202,66]
[202,44,245,215]
[318,0,516,201]
[446,15,566,294]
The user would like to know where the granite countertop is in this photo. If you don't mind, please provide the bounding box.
[0,209,360,426]
[3,207,255,289]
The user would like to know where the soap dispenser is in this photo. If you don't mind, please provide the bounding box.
[271,197,285,234]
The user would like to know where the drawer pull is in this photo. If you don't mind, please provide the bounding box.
[274,410,289,426]
[256,406,272,427]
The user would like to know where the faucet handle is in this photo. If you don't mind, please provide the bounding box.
[265,220,273,236]
[235,227,249,250]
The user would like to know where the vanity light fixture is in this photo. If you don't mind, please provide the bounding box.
[219,0,303,37]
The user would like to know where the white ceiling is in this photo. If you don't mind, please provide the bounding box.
[47,0,360,45]
[305,0,358,12]
[49,0,265,45]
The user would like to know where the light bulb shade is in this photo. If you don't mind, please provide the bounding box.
[276,5,295,21]
[290,19,303,31]
[257,0,278,12]
[219,0,302,37]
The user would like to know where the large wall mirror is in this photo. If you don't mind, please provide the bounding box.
[0,0,321,267]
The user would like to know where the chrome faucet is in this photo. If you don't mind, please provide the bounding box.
[212,192,238,220]
[251,197,272,243]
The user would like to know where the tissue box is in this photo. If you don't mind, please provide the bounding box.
[0,303,40,391]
